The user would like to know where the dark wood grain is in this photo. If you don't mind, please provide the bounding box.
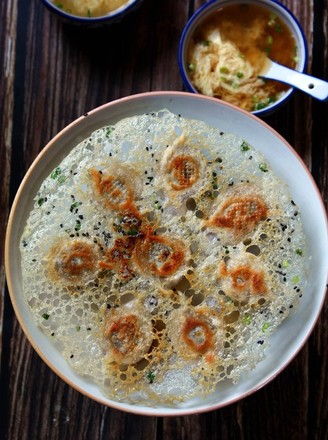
[1,0,327,439]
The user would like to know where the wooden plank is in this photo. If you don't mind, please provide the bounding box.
[0,0,18,368]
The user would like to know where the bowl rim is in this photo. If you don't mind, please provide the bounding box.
[178,0,308,117]
[5,91,328,416]
[40,0,141,23]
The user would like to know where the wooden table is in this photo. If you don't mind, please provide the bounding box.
[1,1,327,438]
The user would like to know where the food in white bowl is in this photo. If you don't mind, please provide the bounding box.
[178,0,307,116]
[41,0,142,24]
[5,92,327,416]
[50,0,129,17]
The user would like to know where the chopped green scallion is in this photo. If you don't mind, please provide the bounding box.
[243,314,252,325]
[241,141,250,151]
[254,102,267,111]
[220,66,230,74]
[51,167,62,179]
[105,127,113,137]
[146,370,155,384]
[262,322,270,332]
[70,201,82,212]
[259,163,268,172]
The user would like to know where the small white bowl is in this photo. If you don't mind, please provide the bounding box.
[5,92,327,416]
[40,0,143,26]
[178,0,308,117]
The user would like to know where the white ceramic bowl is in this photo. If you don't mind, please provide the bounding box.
[5,92,327,416]
[178,0,307,117]
[40,0,143,26]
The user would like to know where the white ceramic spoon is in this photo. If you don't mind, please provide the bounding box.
[259,59,328,101]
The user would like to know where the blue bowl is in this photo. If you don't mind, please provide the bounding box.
[178,0,307,117]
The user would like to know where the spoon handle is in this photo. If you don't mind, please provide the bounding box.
[260,61,328,101]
